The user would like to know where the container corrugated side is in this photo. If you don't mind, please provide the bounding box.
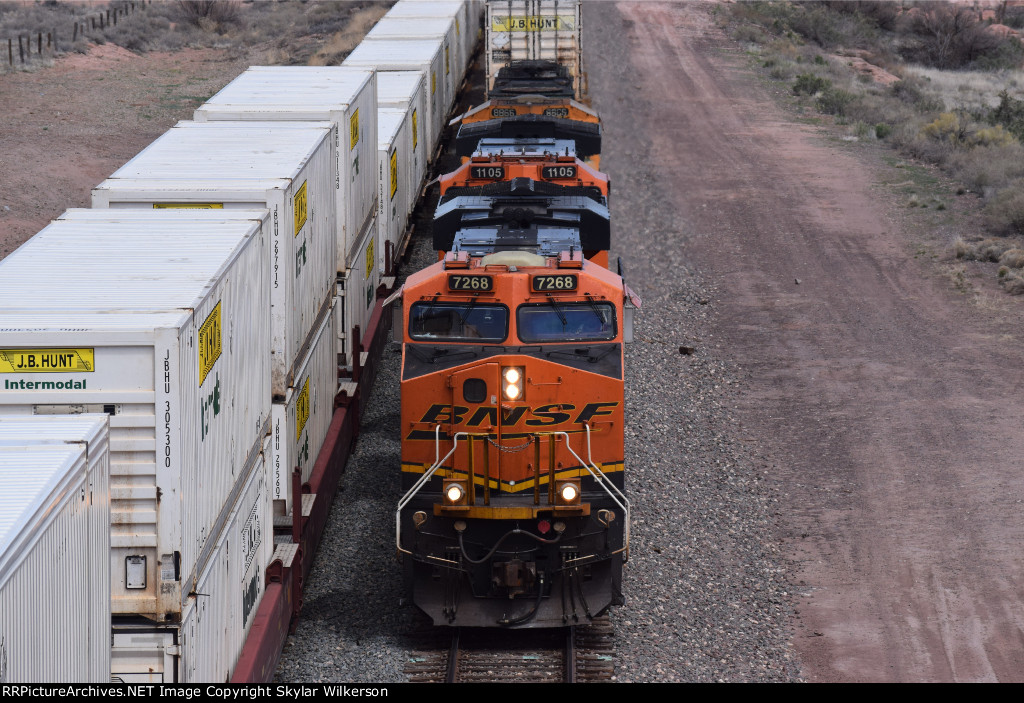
[376,71,430,200]
[335,216,380,371]
[91,121,335,397]
[0,444,110,682]
[111,434,273,683]
[193,67,379,275]
[366,15,465,87]
[0,414,111,682]
[485,0,582,98]
[386,0,475,82]
[0,212,271,620]
[271,300,336,517]
[377,107,414,278]
[343,39,447,158]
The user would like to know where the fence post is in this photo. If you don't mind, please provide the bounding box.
[7,39,12,66]
[37,32,41,55]
[73,23,78,41]
[18,35,24,64]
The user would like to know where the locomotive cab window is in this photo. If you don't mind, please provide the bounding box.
[517,302,617,343]
[409,302,508,342]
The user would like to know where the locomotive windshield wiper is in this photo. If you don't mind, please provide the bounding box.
[546,294,567,327]
[457,295,478,326]
[584,294,605,323]
[545,345,616,363]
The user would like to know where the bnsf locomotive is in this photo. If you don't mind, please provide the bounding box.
[392,49,633,628]
[393,243,638,628]
[452,61,602,169]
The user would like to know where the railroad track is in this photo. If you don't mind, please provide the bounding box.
[405,616,615,683]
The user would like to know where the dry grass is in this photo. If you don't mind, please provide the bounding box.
[307,5,388,66]
[998,247,1024,267]
[984,179,1024,234]
[902,65,1024,112]
[999,268,1024,293]
[954,237,1019,261]
[0,1,395,70]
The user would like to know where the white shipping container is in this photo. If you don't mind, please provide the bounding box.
[343,39,448,158]
[0,211,271,620]
[0,413,111,682]
[335,215,380,370]
[485,0,583,98]
[111,434,273,683]
[271,299,336,517]
[377,71,430,200]
[91,121,335,397]
[0,441,110,682]
[377,107,414,278]
[386,0,476,82]
[193,67,378,274]
[365,15,465,87]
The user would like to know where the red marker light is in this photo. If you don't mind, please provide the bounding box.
[537,519,551,534]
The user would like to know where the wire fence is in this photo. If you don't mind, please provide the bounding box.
[4,1,147,68]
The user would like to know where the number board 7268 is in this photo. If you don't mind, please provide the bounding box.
[448,274,494,291]
[532,274,578,292]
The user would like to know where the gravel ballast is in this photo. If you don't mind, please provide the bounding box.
[276,2,800,683]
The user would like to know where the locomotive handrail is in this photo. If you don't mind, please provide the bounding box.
[554,427,631,561]
[396,426,466,556]
[398,426,630,561]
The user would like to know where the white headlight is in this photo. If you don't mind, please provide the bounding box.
[505,383,521,399]
[445,484,464,503]
[561,484,578,502]
[504,367,521,384]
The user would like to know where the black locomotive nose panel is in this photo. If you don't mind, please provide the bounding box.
[401,504,624,628]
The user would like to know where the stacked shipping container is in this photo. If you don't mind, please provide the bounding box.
[0,210,271,620]
[0,0,493,683]
[0,416,111,682]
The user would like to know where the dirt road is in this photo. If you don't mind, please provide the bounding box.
[598,1,1024,682]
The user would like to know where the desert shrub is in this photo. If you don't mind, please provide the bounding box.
[946,143,1024,191]
[176,1,241,29]
[786,2,879,49]
[998,248,1024,268]
[1000,269,1024,293]
[988,90,1024,142]
[816,86,856,115]
[971,124,1017,147]
[956,237,1017,261]
[769,62,796,81]
[890,76,944,112]
[875,123,892,139]
[793,73,831,95]
[734,24,768,45]
[985,180,1024,235]
[922,111,970,144]
[1004,6,1024,30]
[787,4,844,48]
[901,2,1021,70]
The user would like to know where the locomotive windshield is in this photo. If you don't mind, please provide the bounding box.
[409,302,508,342]
[517,302,616,343]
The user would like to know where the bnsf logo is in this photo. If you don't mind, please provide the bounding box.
[408,402,617,437]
